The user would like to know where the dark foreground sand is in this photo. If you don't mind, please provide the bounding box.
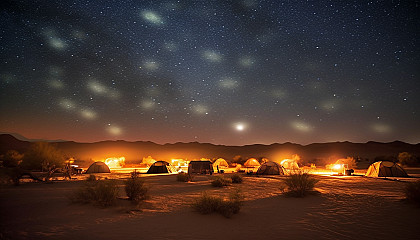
[1,171,420,240]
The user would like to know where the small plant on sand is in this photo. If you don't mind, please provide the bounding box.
[218,189,244,218]
[282,171,319,197]
[211,176,232,187]
[87,174,97,181]
[230,174,243,184]
[94,180,120,207]
[177,172,193,182]
[125,173,149,204]
[69,179,119,207]
[193,189,244,218]
[193,191,223,214]
[404,180,420,206]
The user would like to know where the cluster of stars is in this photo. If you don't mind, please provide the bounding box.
[0,0,418,144]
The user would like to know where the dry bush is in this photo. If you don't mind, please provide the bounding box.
[404,180,420,206]
[87,174,97,181]
[125,175,149,204]
[69,179,119,207]
[0,168,23,186]
[282,171,319,197]
[211,176,232,187]
[230,174,243,184]
[218,189,244,218]
[177,172,193,182]
[193,192,223,214]
[193,189,244,218]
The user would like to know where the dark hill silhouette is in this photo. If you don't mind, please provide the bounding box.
[1,134,419,167]
[0,134,31,153]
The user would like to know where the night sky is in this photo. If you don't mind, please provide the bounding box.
[1,0,419,145]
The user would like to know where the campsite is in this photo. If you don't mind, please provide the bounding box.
[1,160,420,239]
[1,135,420,239]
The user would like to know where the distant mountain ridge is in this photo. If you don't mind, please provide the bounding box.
[1,134,419,167]
[0,132,67,142]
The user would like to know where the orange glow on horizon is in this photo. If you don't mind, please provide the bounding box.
[104,157,125,168]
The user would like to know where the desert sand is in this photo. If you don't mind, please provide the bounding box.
[1,170,420,240]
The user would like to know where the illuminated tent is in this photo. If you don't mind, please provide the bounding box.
[188,160,214,175]
[365,161,408,177]
[244,158,261,167]
[147,161,177,174]
[257,161,285,175]
[213,158,229,169]
[86,162,111,174]
[280,159,299,172]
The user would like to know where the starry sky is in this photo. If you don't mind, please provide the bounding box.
[0,0,419,145]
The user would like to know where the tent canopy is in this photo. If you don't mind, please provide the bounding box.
[365,161,408,177]
[86,162,110,174]
[257,161,285,175]
[147,161,177,174]
[213,158,229,168]
[244,158,261,167]
[280,159,299,170]
[188,160,214,175]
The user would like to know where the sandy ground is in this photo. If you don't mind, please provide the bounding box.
[1,170,420,240]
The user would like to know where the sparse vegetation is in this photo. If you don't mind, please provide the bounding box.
[282,171,319,197]
[193,192,223,214]
[69,179,119,207]
[211,176,232,187]
[125,173,149,204]
[404,180,420,206]
[22,142,66,182]
[193,189,244,218]
[87,174,97,181]
[399,152,420,167]
[230,174,243,183]
[218,189,244,218]
[177,172,193,182]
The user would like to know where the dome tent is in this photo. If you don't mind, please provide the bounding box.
[365,161,408,177]
[147,161,177,174]
[86,162,111,174]
[257,161,285,175]
[213,158,229,168]
[244,158,261,167]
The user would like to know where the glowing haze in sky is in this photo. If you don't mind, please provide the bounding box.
[0,0,419,145]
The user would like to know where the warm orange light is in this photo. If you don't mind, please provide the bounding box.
[332,164,343,170]
[104,157,125,168]
[171,158,187,167]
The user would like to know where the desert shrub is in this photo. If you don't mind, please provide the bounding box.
[1,150,24,168]
[398,152,419,167]
[69,179,119,207]
[230,174,243,184]
[21,142,65,182]
[125,175,148,204]
[404,180,420,206]
[92,180,119,207]
[211,176,232,187]
[177,172,193,182]
[87,174,97,181]
[193,192,223,214]
[218,189,244,218]
[0,167,23,186]
[282,171,319,197]
[193,190,244,218]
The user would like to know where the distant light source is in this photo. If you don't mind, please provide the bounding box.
[235,123,245,131]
